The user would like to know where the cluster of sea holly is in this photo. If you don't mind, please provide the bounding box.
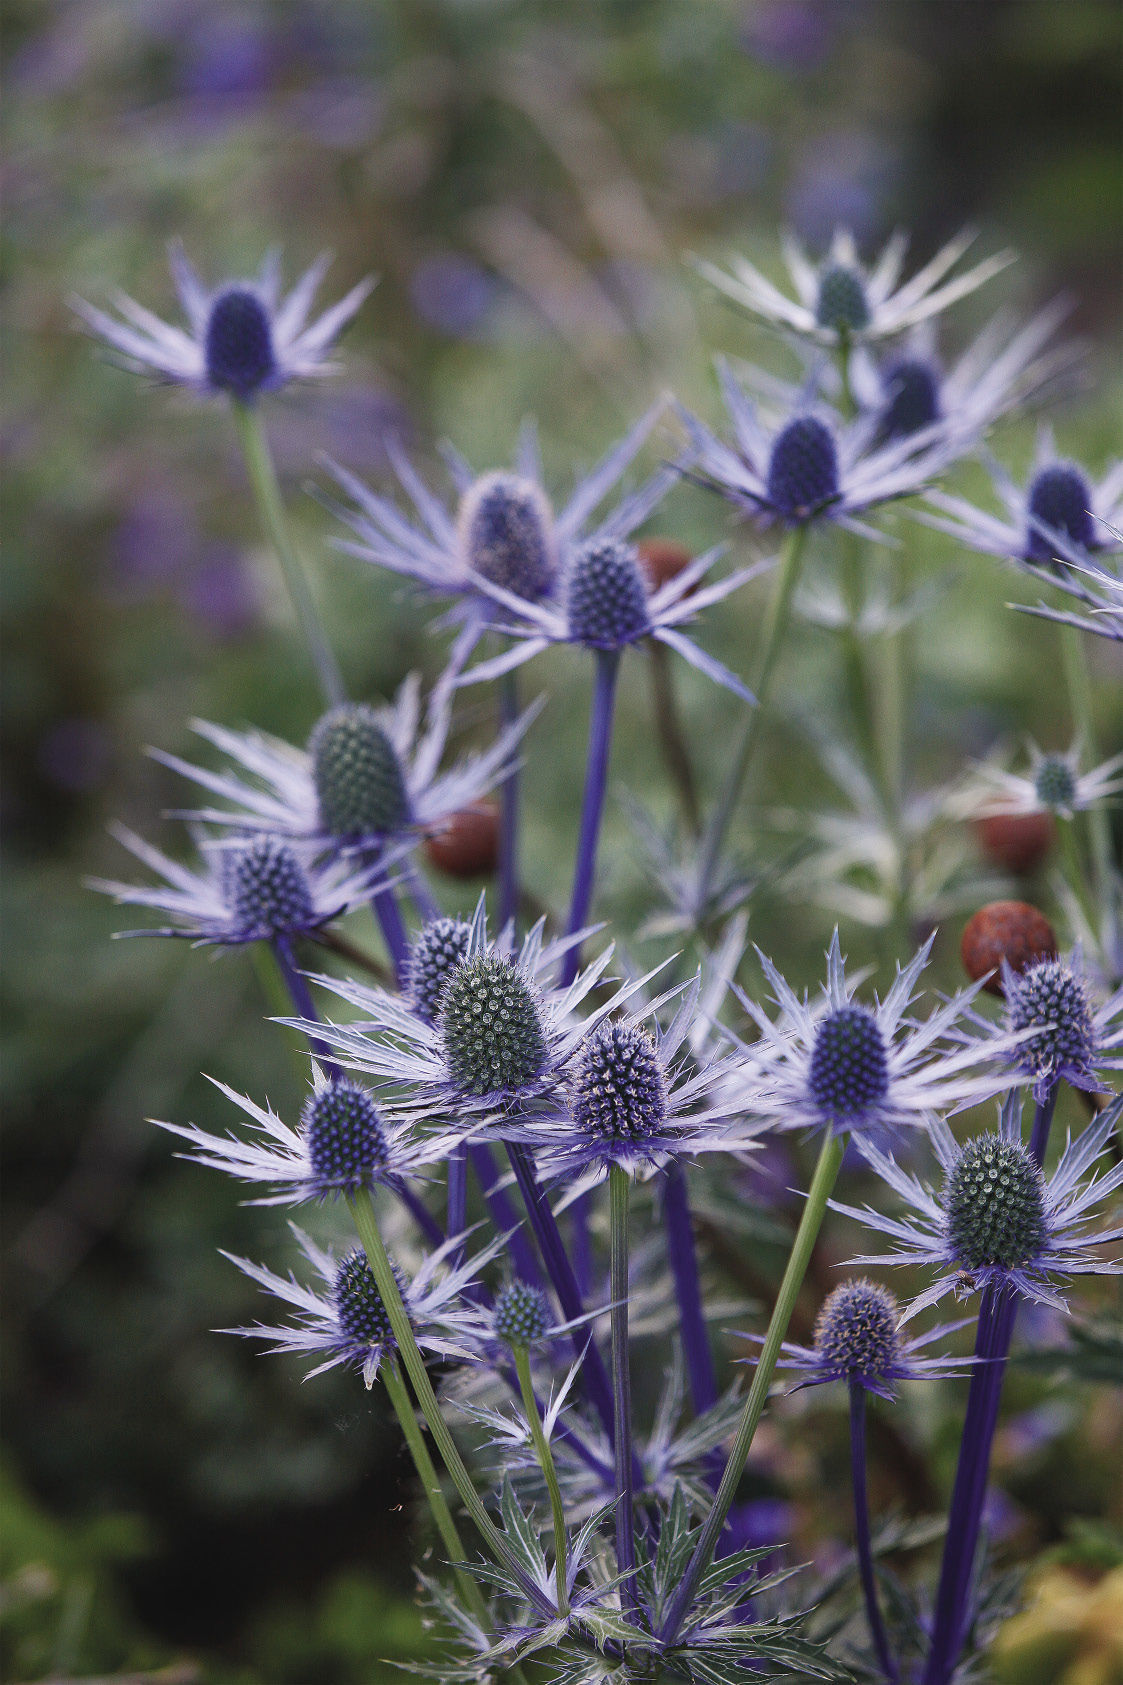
[80,228,1123,1684]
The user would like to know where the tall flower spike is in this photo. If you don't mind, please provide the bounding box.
[678,363,960,541]
[90,825,377,946]
[695,226,1013,347]
[321,405,675,669]
[150,672,536,865]
[457,529,766,700]
[156,1072,445,1206]
[756,1279,973,1401]
[225,1225,496,1387]
[837,1092,1123,1319]
[73,245,373,401]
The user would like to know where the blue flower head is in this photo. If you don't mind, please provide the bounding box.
[74,245,373,401]
[1001,951,1123,1101]
[458,471,556,601]
[493,1280,552,1350]
[408,915,472,1023]
[309,704,412,840]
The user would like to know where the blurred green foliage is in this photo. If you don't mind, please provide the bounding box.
[3,1,1121,1679]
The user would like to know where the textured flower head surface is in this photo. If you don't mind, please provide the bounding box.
[226,1223,497,1387]
[456,531,767,701]
[755,1278,973,1401]
[151,672,535,861]
[730,930,1016,1140]
[503,968,765,1183]
[281,895,664,1126]
[73,243,373,401]
[156,1070,451,1206]
[321,405,677,669]
[695,226,1013,348]
[998,949,1123,1102]
[90,824,377,946]
[921,425,1123,582]
[836,1092,1123,1318]
[957,740,1123,824]
[678,363,959,540]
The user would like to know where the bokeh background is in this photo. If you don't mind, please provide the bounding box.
[3,2,1122,1681]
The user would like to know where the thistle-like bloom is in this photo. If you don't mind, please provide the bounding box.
[958,741,1123,823]
[226,1225,492,1386]
[761,1279,972,1401]
[459,532,765,699]
[1016,522,1123,644]
[679,364,957,538]
[323,406,676,666]
[921,426,1123,578]
[91,825,376,946]
[73,244,373,402]
[999,950,1123,1102]
[501,972,763,1182]
[730,931,1015,1139]
[286,899,659,1125]
[695,226,1012,347]
[153,673,532,863]
[157,1071,448,1205]
[837,1093,1123,1317]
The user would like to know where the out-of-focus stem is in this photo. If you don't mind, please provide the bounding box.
[663,1162,717,1413]
[499,668,521,930]
[648,641,701,835]
[230,401,345,707]
[1061,623,1113,904]
[848,1382,898,1683]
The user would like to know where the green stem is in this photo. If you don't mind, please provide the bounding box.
[696,523,809,912]
[230,399,345,706]
[381,1356,489,1622]
[1058,814,1099,933]
[658,1130,846,1644]
[512,1345,570,1615]
[348,1191,551,1612]
[1060,624,1113,908]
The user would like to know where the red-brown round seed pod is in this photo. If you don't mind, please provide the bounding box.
[973,810,1055,876]
[960,901,1058,997]
[636,538,695,595]
[423,800,500,878]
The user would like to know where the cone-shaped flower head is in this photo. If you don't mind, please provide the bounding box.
[815,263,871,335]
[334,1249,400,1356]
[1004,956,1097,1095]
[302,1078,389,1196]
[310,704,411,840]
[441,953,548,1097]
[1034,755,1077,812]
[807,1005,890,1130]
[408,916,472,1024]
[458,472,556,601]
[1025,462,1095,563]
[945,1134,1047,1271]
[765,416,841,521]
[493,1280,552,1349]
[204,287,277,399]
[879,355,942,441]
[224,836,316,936]
[813,1280,901,1381]
[570,1021,669,1144]
[566,538,651,649]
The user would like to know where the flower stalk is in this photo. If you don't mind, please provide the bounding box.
[499,667,521,929]
[848,1380,898,1683]
[561,648,622,985]
[609,1163,637,1612]
[663,1162,717,1414]
[512,1343,570,1615]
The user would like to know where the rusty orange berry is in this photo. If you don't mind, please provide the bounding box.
[636,538,695,595]
[423,800,499,879]
[974,810,1055,876]
[961,901,1058,997]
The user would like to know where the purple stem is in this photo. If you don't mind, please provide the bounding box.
[271,937,339,1072]
[849,1382,898,1684]
[922,1083,1059,1685]
[447,1148,467,1252]
[506,1143,617,1444]
[467,1143,543,1288]
[371,885,411,986]
[392,1178,445,1249]
[498,667,520,930]
[403,858,440,924]
[560,649,622,987]
[663,1162,717,1414]
[609,1164,638,1613]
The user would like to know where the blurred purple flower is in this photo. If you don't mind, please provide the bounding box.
[112,489,197,596]
[178,545,260,640]
[410,255,496,338]
[178,10,276,99]
[741,1,837,71]
[786,134,895,248]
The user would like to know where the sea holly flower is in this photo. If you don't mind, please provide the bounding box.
[956,741,1123,824]
[837,1093,1123,1318]
[73,244,373,402]
[920,425,1123,578]
[730,931,1017,1140]
[152,672,534,864]
[226,1224,495,1387]
[285,898,662,1125]
[322,405,676,667]
[695,226,1013,347]
[678,364,958,539]
[1017,525,1123,644]
[91,825,377,946]
[456,533,766,700]
[759,1279,973,1401]
[156,1071,448,1206]
[500,972,764,1183]
[999,950,1123,1101]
